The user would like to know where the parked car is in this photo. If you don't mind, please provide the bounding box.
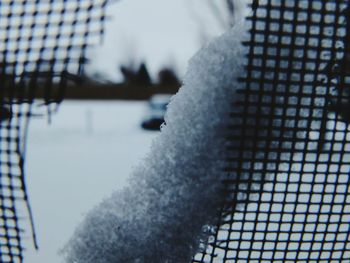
[141,94,172,131]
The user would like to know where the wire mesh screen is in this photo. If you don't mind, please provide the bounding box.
[194,0,350,262]
[0,1,107,261]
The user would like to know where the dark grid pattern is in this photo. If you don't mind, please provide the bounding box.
[0,1,108,262]
[194,0,350,262]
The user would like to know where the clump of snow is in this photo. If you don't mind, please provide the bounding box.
[62,2,249,263]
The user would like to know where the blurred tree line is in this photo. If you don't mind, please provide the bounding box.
[114,0,239,88]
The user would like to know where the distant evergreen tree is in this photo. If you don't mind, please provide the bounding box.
[158,68,180,87]
[120,62,152,86]
[137,63,152,85]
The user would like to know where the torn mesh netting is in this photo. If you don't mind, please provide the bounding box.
[0,0,108,261]
[62,3,250,263]
[65,0,350,262]
[194,0,350,262]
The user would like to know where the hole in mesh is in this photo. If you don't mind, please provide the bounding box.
[252,232,264,242]
[1,255,13,262]
[0,236,10,245]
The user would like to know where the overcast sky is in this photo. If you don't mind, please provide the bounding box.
[86,0,228,82]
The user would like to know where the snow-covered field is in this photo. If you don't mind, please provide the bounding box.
[19,100,350,263]
[23,100,157,263]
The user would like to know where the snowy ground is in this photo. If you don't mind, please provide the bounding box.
[23,100,157,263]
[20,101,350,263]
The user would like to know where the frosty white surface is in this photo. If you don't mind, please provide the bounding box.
[62,3,248,263]
[24,101,156,263]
